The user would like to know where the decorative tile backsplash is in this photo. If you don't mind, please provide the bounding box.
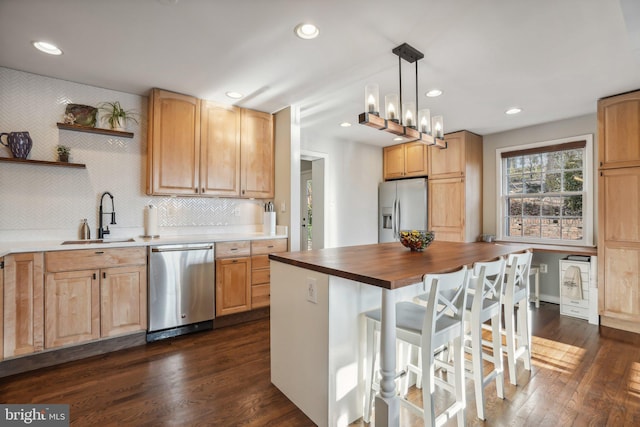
[0,67,263,240]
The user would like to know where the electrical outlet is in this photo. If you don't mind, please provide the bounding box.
[539,263,548,273]
[306,277,317,304]
[280,201,286,213]
[233,207,240,216]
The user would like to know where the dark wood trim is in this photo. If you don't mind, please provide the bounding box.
[56,122,134,138]
[0,332,146,379]
[0,156,86,168]
[501,140,586,158]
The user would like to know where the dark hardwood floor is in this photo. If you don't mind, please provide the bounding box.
[1,303,640,426]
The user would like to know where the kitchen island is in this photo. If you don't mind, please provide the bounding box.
[269,241,529,427]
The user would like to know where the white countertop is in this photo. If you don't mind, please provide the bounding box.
[0,232,288,258]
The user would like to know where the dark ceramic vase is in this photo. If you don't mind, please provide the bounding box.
[0,131,33,159]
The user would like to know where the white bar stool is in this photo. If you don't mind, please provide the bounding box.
[363,266,469,426]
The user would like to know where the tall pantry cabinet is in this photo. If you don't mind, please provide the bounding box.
[428,130,483,242]
[597,89,640,334]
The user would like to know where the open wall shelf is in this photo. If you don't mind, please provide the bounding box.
[56,122,134,138]
[0,157,86,168]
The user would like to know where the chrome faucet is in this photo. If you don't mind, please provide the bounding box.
[98,191,116,239]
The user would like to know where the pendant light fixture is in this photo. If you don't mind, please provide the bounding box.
[359,43,446,148]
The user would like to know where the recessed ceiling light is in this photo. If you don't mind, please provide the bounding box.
[505,107,522,115]
[425,89,442,97]
[32,41,62,55]
[226,91,244,99]
[340,122,351,127]
[393,137,404,142]
[294,23,319,40]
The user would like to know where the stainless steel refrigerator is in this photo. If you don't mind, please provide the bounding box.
[379,178,428,243]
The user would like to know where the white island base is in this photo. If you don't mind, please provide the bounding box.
[270,261,422,426]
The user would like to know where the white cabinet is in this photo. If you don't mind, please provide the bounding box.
[559,258,597,324]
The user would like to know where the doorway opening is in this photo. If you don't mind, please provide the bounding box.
[300,151,326,251]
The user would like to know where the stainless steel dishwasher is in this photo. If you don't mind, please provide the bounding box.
[147,243,215,341]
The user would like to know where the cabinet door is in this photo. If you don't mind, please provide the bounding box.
[598,90,640,169]
[404,141,429,178]
[383,144,405,180]
[100,265,147,337]
[428,178,465,242]
[1,257,3,360]
[241,109,274,198]
[599,168,640,243]
[3,252,44,358]
[599,243,640,327]
[200,101,241,197]
[429,131,466,179]
[216,257,251,316]
[45,270,100,349]
[148,88,201,195]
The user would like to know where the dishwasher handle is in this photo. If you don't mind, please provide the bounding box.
[151,245,213,253]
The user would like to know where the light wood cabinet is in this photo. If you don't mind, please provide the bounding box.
[597,90,640,170]
[45,247,147,344]
[428,130,483,242]
[428,178,465,242]
[147,88,201,195]
[241,109,274,198]
[215,241,251,316]
[383,141,429,180]
[598,166,640,333]
[3,252,44,358]
[147,89,274,199]
[200,100,241,197]
[100,265,147,337]
[250,239,288,308]
[45,270,100,349]
[0,257,4,360]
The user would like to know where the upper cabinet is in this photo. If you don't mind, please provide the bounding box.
[429,131,477,179]
[147,89,201,195]
[598,90,640,170]
[147,88,274,198]
[383,141,429,180]
[240,109,275,198]
[200,101,241,197]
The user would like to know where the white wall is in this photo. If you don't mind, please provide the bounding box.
[301,136,382,248]
[482,113,597,299]
[0,67,263,241]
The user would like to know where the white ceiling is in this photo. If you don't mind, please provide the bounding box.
[1,0,639,147]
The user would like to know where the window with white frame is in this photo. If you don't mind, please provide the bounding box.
[496,135,593,246]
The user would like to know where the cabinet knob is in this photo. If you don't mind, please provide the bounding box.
[242,189,245,195]
[103,272,107,279]
[93,273,97,280]
[95,251,104,255]
[600,161,603,167]
[195,188,199,194]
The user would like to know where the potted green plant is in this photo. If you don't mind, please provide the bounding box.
[98,101,139,131]
[56,145,70,162]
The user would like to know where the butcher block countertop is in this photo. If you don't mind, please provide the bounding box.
[269,241,533,290]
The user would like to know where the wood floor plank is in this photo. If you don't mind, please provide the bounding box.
[2,303,640,426]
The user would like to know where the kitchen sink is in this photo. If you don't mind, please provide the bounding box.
[61,238,136,245]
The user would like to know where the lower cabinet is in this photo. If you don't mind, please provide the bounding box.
[0,257,3,360]
[3,252,44,358]
[250,239,288,308]
[45,270,100,348]
[216,241,251,316]
[100,265,147,337]
[44,247,147,349]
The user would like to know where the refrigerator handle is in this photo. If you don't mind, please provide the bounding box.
[392,199,397,239]
[396,199,401,237]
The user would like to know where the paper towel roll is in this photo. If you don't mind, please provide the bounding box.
[144,205,159,237]
[264,212,276,236]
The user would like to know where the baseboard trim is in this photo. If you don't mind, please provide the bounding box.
[0,332,146,379]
